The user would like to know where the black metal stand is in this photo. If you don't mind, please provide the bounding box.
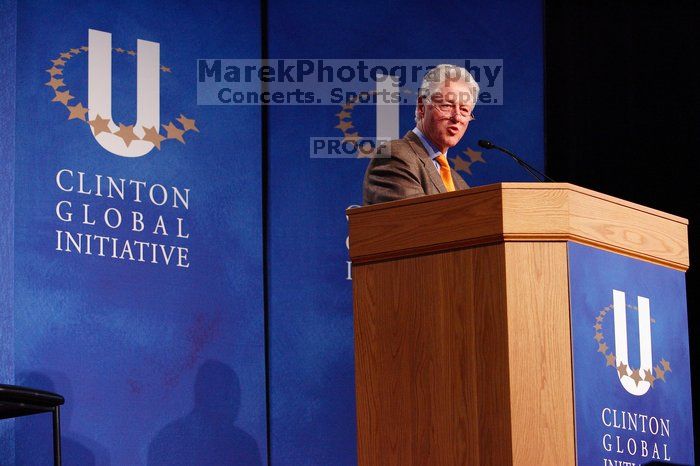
[0,384,65,466]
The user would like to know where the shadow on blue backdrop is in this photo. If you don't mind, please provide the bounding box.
[147,360,261,465]
[15,371,109,465]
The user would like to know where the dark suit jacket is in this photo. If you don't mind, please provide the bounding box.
[362,131,469,205]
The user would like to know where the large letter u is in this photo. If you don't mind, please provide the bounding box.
[612,290,653,396]
[88,29,160,157]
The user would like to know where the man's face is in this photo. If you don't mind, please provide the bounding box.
[417,79,475,153]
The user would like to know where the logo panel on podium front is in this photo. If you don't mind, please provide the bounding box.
[568,242,694,466]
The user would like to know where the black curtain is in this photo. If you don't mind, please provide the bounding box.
[545,0,699,451]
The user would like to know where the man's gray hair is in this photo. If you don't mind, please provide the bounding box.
[415,64,480,123]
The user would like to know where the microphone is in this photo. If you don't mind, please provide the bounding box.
[478,139,555,182]
[477,139,495,150]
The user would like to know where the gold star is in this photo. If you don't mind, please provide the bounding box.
[595,316,603,323]
[67,102,88,121]
[654,365,666,382]
[594,332,604,342]
[597,342,608,354]
[600,310,607,316]
[162,122,185,144]
[606,353,616,367]
[70,48,81,54]
[115,123,138,147]
[343,103,356,111]
[464,147,485,164]
[645,370,656,387]
[160,66,172,73]
[46,66,63,76]
[661,359,671,372]
[127,50,136,56]
[89,114,112,136]
[335,120,353,132]
[176,114,199,132]
[451,154,473,175]
[59,52,72,59]
[80,46,88,51]
[115,47,125,53]
[45,77,66,90]
[617,361,628,378]
[594,323,602,331]
[142,126,165,150]
[52,90,74,105]
[336,110,350,119]
[630,368,643,385]
[51,58,66,66]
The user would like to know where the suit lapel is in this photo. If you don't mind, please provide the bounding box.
[452,169,469,189]
[403,131,447,194]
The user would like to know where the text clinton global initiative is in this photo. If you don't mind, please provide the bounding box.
[53,169,191,269]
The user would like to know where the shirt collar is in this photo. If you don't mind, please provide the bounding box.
[412,127,445,159]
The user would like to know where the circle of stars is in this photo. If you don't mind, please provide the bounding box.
[45,44,199,152]
[594,303,671,389]
[334,89,487,182]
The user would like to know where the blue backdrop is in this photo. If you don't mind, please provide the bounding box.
[2,0,544,464]
[265,1,543,464]
[0,0,18,457]
[2,1,266,464]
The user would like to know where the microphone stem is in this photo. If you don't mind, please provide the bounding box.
[495,145,555,182]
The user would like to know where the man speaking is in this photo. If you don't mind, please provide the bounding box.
[363,64,479,205]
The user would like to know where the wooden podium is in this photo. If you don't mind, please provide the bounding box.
[347,183,689,466]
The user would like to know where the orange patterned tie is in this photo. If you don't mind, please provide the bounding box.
[435,154,455,192]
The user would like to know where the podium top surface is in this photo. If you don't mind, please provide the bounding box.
[347,183,689,270]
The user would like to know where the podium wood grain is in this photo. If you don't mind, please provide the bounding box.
[353,242,574,465]
[354,245,512,465]
[504,242,574,464]
[349,183,688,270]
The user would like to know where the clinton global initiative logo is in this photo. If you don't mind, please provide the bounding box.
[594,290,672,396]
[332,90,487,184]
[45,29,199,157]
